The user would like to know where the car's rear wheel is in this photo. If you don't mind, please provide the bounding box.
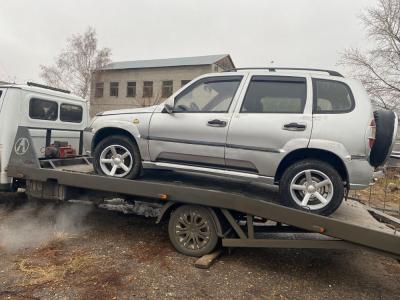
[93,135,141,179]
[279,159,344,216]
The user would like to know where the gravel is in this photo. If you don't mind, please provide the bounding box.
[0,192,399,299]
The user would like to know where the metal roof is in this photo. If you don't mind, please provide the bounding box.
[0,83,85,101]
[102,54,232,70]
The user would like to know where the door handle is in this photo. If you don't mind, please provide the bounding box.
[207,119,227,127]
[283,122,306,131]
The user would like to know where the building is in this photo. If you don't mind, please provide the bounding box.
[89,54,235,116]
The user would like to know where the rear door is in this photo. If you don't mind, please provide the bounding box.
[225,75,313,177]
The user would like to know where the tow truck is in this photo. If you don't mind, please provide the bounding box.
[6,126,400,262]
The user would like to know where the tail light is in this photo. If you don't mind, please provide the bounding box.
[368,119,376,149]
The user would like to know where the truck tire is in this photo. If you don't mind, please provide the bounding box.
[369,110,397,168]
[279,159,344,216]
[93,135,142,179]
[168,205,219,257]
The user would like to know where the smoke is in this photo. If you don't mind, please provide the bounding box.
[0,202,92,252]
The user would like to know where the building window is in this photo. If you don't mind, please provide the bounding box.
[143,81,153,98]
[162,80,173,98]
[127,81,136,97]
[95,82,104,97]
[110,82,119,97]
[29,98,58,121]
[181,80,191,87]
[60,103,83,123]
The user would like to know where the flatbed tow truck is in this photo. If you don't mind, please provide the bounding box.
[5,127,400,264]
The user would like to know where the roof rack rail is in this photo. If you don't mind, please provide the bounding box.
[27,82,71,94]
[223,67,343,77]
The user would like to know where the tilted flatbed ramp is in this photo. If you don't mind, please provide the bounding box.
[6,127,400,259]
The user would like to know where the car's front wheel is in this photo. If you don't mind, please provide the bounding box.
[279,159,344,216]
[93,135,141,179]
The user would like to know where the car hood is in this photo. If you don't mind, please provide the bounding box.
[97,105,157,116]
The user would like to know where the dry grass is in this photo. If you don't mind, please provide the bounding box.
[17,248,99,287]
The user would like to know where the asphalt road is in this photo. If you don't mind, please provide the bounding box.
[0,192,399,300]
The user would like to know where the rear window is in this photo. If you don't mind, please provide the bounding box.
[29,98,58,121]
[313,79,354,113]
[241,76,307,114]
[60,103,83,123]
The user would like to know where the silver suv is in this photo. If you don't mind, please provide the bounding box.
[84,68,397,215]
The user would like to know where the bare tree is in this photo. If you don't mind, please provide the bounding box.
[340,0,400,110]
[40,27,111,99]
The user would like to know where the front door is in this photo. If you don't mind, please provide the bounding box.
[226,75,313,178]
[149,75,243,168]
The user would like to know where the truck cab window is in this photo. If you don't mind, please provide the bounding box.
[29,98,58,121]
[60,103,83,123]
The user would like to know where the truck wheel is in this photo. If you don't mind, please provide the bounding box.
[93,135,141,179]
[279,160,344,216]
[168,205,219,257]
[369,110,397,167]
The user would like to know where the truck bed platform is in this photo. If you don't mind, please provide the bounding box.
[6,127,400,259]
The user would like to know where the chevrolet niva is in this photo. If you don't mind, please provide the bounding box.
[84,68,397,216]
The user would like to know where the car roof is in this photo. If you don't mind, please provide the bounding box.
[216,68,347,81]
[0,83,85,102]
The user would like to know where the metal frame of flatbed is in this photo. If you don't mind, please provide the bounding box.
[6,127,400,259]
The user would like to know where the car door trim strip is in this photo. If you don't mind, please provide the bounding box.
[144,135,282,153]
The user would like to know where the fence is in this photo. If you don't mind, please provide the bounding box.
[349,156,400,217]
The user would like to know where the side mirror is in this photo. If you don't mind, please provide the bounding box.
[164,103,174,114]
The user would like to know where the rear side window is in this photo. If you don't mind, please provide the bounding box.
[313,79,354,113]
[29,98,58,121]
[241,76,307,113]
[60,103,83,123]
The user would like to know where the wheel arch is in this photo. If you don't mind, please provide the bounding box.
[275,148,349,186]
[92,126,139,152]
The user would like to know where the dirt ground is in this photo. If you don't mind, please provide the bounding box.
[0,192,399,300]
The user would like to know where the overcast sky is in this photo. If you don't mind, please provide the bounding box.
[0,0,378,83]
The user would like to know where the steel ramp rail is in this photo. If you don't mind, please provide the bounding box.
[6,126,400,259]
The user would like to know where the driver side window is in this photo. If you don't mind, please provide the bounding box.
[174,76,242,113]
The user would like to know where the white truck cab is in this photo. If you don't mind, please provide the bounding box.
[0,82,88,191]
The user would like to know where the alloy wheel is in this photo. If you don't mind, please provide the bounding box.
[289,169,334,210]
[99,144,133,177]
